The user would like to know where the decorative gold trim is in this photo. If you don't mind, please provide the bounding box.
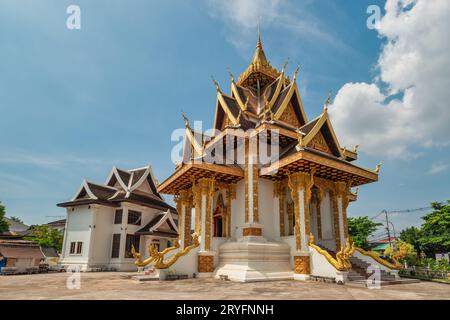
[354,247,402,270]
[217,92,239,125]
[302,112,343,158]
[309,234,355,271]
[259,149,379,184]
[131,233,200,269]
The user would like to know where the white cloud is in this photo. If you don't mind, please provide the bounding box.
[203,0,352,56]
[329,0,450,159]
[428,163,449,175]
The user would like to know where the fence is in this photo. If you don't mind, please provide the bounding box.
[400,267,450,280]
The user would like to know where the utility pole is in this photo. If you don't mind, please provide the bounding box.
[383,209,392,250]
[389,221,397,252]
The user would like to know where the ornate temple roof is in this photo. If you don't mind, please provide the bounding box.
[157,31,378,193]
[57,165,176,212]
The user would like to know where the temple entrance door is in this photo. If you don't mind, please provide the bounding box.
[214,215,223,237]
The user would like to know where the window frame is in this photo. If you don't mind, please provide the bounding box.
[111,234,121,258]
[127,210,142,226]
[114,209,123,224]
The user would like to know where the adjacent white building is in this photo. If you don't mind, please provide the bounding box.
[57,165,178,271]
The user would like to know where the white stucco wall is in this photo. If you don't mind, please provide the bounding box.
[258,178,277,241]
[61,206,92,264]
[319,191,336,250]
[90,205,114,265]
[231,180,245,239]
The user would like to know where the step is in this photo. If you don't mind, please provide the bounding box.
[346,278,421,287]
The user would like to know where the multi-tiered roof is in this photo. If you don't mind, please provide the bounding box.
[157,33,378,195]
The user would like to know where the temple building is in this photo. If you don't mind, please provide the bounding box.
[135,32,402,283]
[57,165,178,271]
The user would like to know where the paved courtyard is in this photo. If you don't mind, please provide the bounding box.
[1,272,449,300]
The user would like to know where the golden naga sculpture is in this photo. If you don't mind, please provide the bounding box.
[131,233,200,269]
[308,233,355,271]
[353,247,402,270]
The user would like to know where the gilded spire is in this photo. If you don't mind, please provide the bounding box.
[252,28,268,66]
[237,29,283,87]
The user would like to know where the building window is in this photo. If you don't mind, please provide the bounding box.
[125,234,140,258]
[69,241,83,255]
[111,234,121,258]
[69,242,76,254]
[127,210,142,226]
[76,242,83,254]
[114,209,123,224]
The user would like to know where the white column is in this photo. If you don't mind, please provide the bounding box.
[298,189,308,252]
[337,197,345,246]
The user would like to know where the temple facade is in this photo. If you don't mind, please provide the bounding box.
[57,165,178,271]
[135,33,402,283]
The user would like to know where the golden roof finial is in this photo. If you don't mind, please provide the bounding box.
[375,162,382,173]
[227,68,235,83]
[281,59,289,74]
[323,91,332,112]
[211,76,222,93]
[252,25,268,66]
[293,65,300,81]
[182,112,190,129]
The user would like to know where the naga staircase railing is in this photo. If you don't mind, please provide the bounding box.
[131,233,200,269]
[308,233,355,271]
[353,247,402,270]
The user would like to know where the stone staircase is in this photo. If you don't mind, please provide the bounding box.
[317,244,419,286]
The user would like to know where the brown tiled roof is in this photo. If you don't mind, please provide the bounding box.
[221,95,241,119]
[112,193,176,212]
[271,84,292,115]
[86,182,117,200]
[116,168,131,186]
[299,117,320,135]
[263,77,281,102]
[135,213,178,237]
[130,168,146,186]
[0,241,44,259]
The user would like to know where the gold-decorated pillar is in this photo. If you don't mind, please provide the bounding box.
[197,177,215,274]
[274,181,286,237]
[288,171,314,280]
[243,135,261,236]
[178,189,192,249]
[335,181,350,248]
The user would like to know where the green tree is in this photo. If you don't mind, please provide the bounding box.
[9,216,23,224]
[347,216,382,249]
[0,202,9,233]
[25,225,63,252]
[419,201,450,257]
[400,226,422,254]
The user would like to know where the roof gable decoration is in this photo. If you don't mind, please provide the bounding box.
[150,210,178,233]
[72,179,99,201]
[128,165,159,195]
[272,68,308,126]
[298,111,344,158]
[105,166,130,191]
[104,165,162,199]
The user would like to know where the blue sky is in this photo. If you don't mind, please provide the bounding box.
[1,0,449,235]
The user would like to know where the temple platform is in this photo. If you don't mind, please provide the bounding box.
[213,236,294,282]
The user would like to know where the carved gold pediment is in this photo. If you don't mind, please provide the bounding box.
[307,131,332,155]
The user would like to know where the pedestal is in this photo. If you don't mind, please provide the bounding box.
[293,252,310,281]
[198,251,215,276]
[214,236,293,282]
